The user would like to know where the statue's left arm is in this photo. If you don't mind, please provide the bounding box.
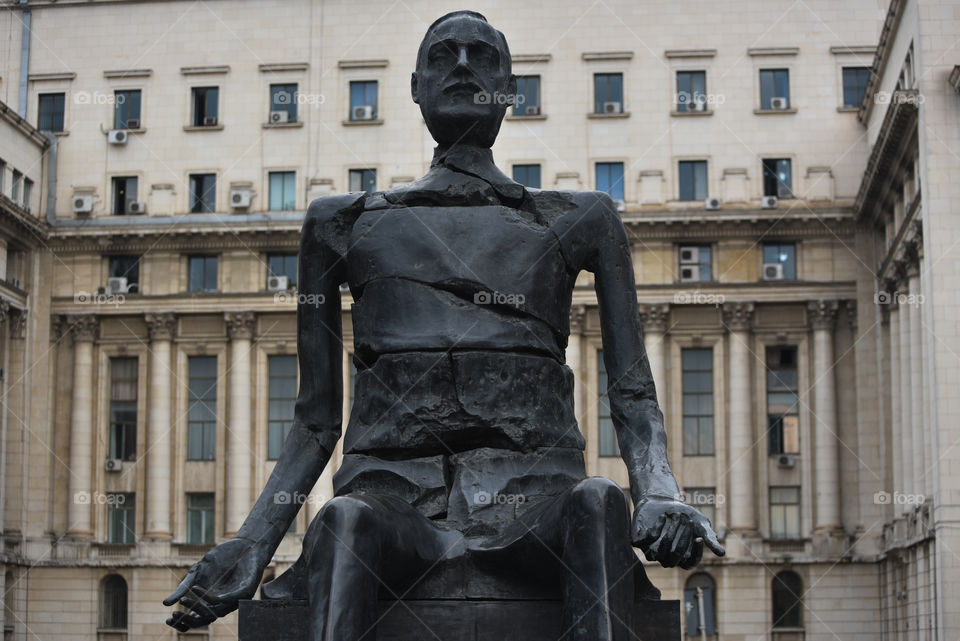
[572,192,725,569]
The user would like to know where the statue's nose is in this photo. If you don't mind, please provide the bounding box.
[455,45,469,70]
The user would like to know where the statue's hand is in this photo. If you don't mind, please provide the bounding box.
[632,496,725,569]
[163,538,266,631]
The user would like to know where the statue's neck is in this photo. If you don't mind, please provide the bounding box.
[431,144,496,173]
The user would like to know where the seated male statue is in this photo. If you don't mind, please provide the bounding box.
[165,10,723,641]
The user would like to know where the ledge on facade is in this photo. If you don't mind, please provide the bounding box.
[103,69,152,79]
[183,124,225,132]
[671,109,713,117]
[836,106,860,113]
[341,118,384,126]
[512,53,552,64]
[338,59,388,69]
[259,63,309,73]
[664,48,716,58]
[504,113,547,121]
[180,65,230,75]
[587,111,630,119]
[27,71,77,81]
[753,107,797,115]
[582,51,633,61]
[262,121,304,129]
[747,47,799,56]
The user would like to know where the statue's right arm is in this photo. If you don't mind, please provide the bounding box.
[164,193,367,631]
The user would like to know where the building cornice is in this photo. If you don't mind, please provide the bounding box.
[0,100,50,148]
[859,0,906,124]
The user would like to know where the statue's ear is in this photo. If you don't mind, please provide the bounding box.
[411,72,420,104]
[507,73,518,97]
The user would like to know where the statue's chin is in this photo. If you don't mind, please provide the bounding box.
[424,108,503,149]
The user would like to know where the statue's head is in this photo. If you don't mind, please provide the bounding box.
[411,11,516,149]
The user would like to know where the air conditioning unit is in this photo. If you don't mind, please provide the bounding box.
[680,265,701,283]
[270,110,289,124]
[230,188,252,209]
[352,105,375,121]
[73,194,94,214]
[127,201,146,215]
[679,247,699,264]
[777,454,796,468]
[105,458,123,472]
[525,105,541,116]
[705,197,722,210]
[106,277,130,294]
[602,101,622,114]
[762,195,779,209]
[691,96,708,111]
[203,116,219,126]
[125,119,140,129]
[763,263,785,280]
[267,275,289,291]
[770,97,789,110]
[108,129,128,145]
[613,199,625,212]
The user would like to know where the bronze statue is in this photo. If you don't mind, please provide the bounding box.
[165,11,723,641]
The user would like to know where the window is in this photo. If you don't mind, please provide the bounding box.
[99,575,128,629]
[268,253,298,288]
[684,488,717,526]
[513,75,540,115]
[189,173,216,213]
[762,158,792,198]
[598,349,620,457]
[108,255,140,290]
[109,358,138,461]
[270,83,298,122]
[763,242,796,280]
[0,159,5,194]
[114,89,142,129]
[187,356,217,461]
[767,346,799,455]
[267,355,298,460]
[188,255,218,293]
[683,573,716,636]
[594,73,623,113]
[111,176,139,215]
[268,171,296,211]
[186,493,215,544]
[759,69,790,109]
[595,162,624,202]
[772,571,803,628]
[682,348,714,455]
[678,160,708,201]
[842,67,871,108]
[37,93,65,132]
[107,493,135,544]
[22,178,32,210]
[512,164,541,189]
[349,168,377,193]
[676,70,706,112]
[11,170,21,204]
[192,87,219,126]
[349,80,378,120]
[770,486,801,540]
[679,245,711,282]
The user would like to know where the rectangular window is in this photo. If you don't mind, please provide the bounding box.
[108,255,140,289]
[349,168,377,193]
[114,89,142,129]
[192,87,219,126]
[111,176,139,215]
[189,173,216,213]
[766,346,799,455]
[682,348,714,456]
[678,245,711,282]
[186,493,215,544]
[22,178,32,210]
[512,164,541,189]
[188,255,218,293]
[268,253,298,288]
[11,170,21,204]
[0,159,5,194]
[268,171,296,211]
[683,487,716,526]
[762,158,792,198]
[349,81,378,120]
[109,358,138,462]
[842,67,871,108]
[770,486,801,539]
[594,73,623,113]
[187,356,217,460]
[762,242,796,280]
[759,69,790,110]
[598,349,620,457]
[595,162,624,202]
[267,355,298,460]
[513,75,541,116]
[38,93,65,132]
[676,70,706,112]
[678,160,708,201]
[107,493,135,544]
[270,83,298,122]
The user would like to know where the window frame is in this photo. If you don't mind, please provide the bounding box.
[191,86,220,126]
[769,486,802,540]
[108,356,138,462]
[37,92,66,132]
[187,255,219,293]
[113,89,142,129]
[512,164,542,189]
[593,72,624,113]
[106,492,136,544]
[267,253,298,288]
[678,244,712,283]
[841,66,871,109]
[108,255,141,289]
[683,572,717,636]
[186,492,216,544]
[268,170,297,211]
[111,175,139,215]
[681,348,715,456]
[99,575,128,630]
[595,161,625,202]
[758,68,790,110]
[189,173,217,213]
[772,570,804,629]
[762,241,797,281]
[270,83,298,122]
[675,69,707,113]
[267,354,298,460]
[513,75,541,116]
[762,158,793,198]
[678,160,709,201]
[766,345,800,456]
[348,80,379,121]
[348,168,377,193]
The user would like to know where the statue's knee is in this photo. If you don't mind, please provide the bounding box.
[304,496,375,547]
[568,477,627,516]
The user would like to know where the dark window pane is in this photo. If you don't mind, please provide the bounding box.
[512,164,541,189]
[514,76,541,115]
[349,81,378,120]
[188,256,218,292]
[268,355,298,460]
[349,168,376,193]
[269,171,296,211]
[594,73,623,113]
[679,161,708,201]
[192,87,219,125]
[762,243,796,280]
[763,158,792,198]
[114,90,142,129]
[760,69,790,109]
[772,571,803,628]
[38,93,65,132]
[598,349,619,457]
[109,255,140,287]
[111,176,139,215]
[842,67,871,108]
[676,70,706,112]
[596,162,624,201]
[189,174,216,213]
[187,493,215,543]
[187,357,217,460]
[682,348,714,455]
[270,83,298,121]
[99,575,128,629]
[268,253,298,287]
[107,493,135,544]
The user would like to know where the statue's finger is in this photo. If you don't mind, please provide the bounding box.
[698,522,726,557]
[679,537,704,570]
[668,518,692,566]
[163,566,198,606]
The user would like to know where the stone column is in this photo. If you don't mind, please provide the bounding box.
[887,296,902,495]
[567,305,587,429]
[808,300,841,532]
[723,303,756,535]
[144,313,176,539]
[225,312,256,536]
[2,307,25,533]
[897,272,914,499]
[67,314,98,538]
[639,304,669,397]
[907,267,924,499]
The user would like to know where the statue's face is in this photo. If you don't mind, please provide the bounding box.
[412,15,516,148]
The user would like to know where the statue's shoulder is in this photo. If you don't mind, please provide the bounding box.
[530,188,618,221]
[302,192,368,257]
[530,189,621,270]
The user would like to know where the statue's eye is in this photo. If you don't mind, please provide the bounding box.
[429,46,456,65]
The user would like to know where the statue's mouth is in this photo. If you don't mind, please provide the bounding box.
[442,81,483,97]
